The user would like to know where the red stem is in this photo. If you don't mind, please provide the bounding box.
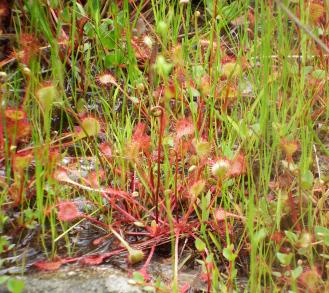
[152,106,165,224]
[174,150,179,222]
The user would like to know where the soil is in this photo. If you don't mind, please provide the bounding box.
[0,260,206,293]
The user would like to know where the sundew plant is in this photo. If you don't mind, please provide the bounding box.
[0,0,329,292]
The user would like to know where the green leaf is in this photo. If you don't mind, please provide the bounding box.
[143,286,155,292]
[223,244,236,262]
[276,252,292,266]
[189,87,201,97]
[0,276,9,285]
[291,266,303,279]
[284,230,298,244]
[195,238,206,252]
[154,56,173,77]
[132,271,144,283]
[272,271,282,277]
[253,228,267,244]
[76,3,87,17]
[99,21,116,50]
[104,52,124,68]
[206,254,214,264]
[301,170,314,189]
[7,278,25,293]
[315,226,329,246]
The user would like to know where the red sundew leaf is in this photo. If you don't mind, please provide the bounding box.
[164,81,176,99]
[131,35,152,62]
[175,118,195,139]
[34,260,62,271]
[80,255,105,265]
[271,231,284,244]
[180,283,190,293]
[214,208,246,223]
[57,201,81,222]
[12,151,33,172]
[99,142,112,158]
[214,208,227,222]
[152,85,165,100]
[309,3,324,24]
[280,139,299,162]
[19,33,39,50]
[105,187,129,197]
[6,120,31,143]
[229,153,246,177]
[95,72,117,87]
[87,169,105,189]
[198,75,211,96]
[4,108,31,143]
[53,167,71,183]
[173,67,186,86]
[92,234,111,246]
[5,108,27,121]
[132,122,148,140]
[17,33,40,65]
[189,180,206,198]
[298,267,322,291]
[49,149,60,165]
[131,122,151,153]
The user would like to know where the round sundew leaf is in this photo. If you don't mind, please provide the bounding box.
[76,98,87,115]
[193,138,212,157]
[5,109,26,121]
[78,117,101,138]
[99,142,112,158]
[53,168,71,183]
[214,208,226,222]
[127,248,144,264]
[80,255,105,265]
[280,139,299,158]
[57,201,81,222]
[96,72,117,87]
[229,154,246,177]
[221,62,241,78]
[34,260,62,271]
[189,180,206,198]
[6,119,31,142]
[175,118,194,139]
[13,152,33,172]
[36,84,60,110]
[211,158,231,178]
